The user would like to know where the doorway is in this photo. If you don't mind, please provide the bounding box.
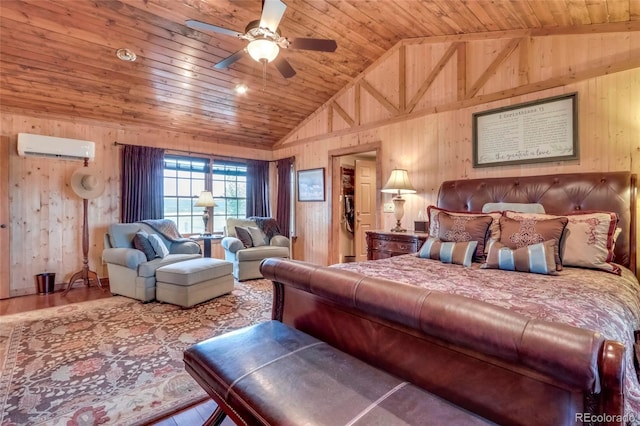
[328,142,382,265]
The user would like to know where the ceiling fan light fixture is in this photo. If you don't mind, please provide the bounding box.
[246,39,279,63]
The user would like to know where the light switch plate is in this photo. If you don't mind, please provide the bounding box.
[383,202,395,213]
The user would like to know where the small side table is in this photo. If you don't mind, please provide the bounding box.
[193,235,223,258]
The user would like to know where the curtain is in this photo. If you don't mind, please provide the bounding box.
[121,145,165,222]
[246,160,270,217]
[275,157,294,237]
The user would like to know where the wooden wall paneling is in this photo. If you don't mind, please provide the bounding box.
[466,38,521,98]
[0,134,9,299]
[364,49,401,110]
[399,44,407,112]
[407,42,453,112]
[331,101,354,130]
[412,44,460,113]
[359,79,399,116]
[518,36,530,86]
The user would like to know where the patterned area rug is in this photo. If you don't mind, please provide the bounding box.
[0,279,273,426]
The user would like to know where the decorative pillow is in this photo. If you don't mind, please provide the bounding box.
[436,211,493,261]
[427,206,501,257]
[482,202,545,214]
[504,211,620,275]
[248,226,268,247]
[148,234,170,258]
[418,237,477,267]
[482,239,558,275]
[498,216,568,271]
[235,226,254,248]
[132,231,157,261]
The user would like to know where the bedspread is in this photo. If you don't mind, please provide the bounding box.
[334,255,640,416]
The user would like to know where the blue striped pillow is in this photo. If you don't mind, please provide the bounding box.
[418,237,477,268]
[482,239,558,275]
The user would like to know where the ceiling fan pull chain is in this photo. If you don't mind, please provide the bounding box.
[262,60,267,91]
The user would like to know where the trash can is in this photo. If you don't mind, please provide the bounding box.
[35,273,56,294]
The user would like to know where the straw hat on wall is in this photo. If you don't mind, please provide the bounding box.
[70,168,105,199]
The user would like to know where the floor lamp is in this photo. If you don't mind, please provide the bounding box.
[381,169,416,232]
[65,157,105,295]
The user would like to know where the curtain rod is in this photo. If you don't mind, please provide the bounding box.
[113,140,272,163]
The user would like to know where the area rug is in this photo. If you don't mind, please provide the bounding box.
[0,279,273,426]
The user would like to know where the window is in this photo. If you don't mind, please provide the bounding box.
[163,155,247,235]
[211,161,247,233]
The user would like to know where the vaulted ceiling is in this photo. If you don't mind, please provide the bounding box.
[1,0,637,150]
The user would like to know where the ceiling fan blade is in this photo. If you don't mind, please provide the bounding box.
[273,56,296,79]
[260,0,287,32]
[185,19,242,38]
[288,38,338,52]
[214,49,247,69]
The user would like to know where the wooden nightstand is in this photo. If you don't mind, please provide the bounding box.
[366,230,429,260]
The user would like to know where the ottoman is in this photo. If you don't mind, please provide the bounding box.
[156,258,234,307]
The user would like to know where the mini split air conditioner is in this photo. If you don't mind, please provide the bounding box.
[17,133,95,160]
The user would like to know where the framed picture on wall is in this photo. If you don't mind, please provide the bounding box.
[297,168,325,202]
[472,93,578,168]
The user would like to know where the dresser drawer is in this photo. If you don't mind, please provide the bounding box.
[366,231,429,260]
[371,239,417,253]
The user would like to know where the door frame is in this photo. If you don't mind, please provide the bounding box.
[328,142,382,265]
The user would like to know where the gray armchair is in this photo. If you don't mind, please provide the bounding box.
[102,222,201,302]
[221,218,289,281]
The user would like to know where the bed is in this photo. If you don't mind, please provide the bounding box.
[335,171,640,417]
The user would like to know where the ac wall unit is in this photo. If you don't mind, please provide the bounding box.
[17,133,95,160]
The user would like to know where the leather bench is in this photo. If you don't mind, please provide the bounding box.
[184,320,493,426]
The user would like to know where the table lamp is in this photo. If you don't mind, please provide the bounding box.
[194,191,217,235]
[381,169,416,232]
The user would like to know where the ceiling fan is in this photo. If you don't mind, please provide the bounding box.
[185,0,337,79]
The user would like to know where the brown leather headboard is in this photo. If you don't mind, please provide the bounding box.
[437,172,637,272]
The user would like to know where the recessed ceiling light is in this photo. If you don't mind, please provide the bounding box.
[235,84,248,94]
[116,48,137,62]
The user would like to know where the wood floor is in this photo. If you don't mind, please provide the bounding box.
[0,284,236,426]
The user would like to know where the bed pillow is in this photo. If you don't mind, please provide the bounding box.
[504,211,620,275]
[132,231,157,261]
[148,234,170,258]
[235,226,254,248]
[498,216,567,271]
[482,202,545,214]
[418,237,477,268]
[427,206,501,258]
[482,239,558,275]
[436,211,493,261]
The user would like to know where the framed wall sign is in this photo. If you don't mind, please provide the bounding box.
[472,93,578,168]
[297,168,325,202]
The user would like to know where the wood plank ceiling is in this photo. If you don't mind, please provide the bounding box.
[1,0,637,150]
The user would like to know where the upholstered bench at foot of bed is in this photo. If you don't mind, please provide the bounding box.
[184,320,494,426]
[156,258,233,307]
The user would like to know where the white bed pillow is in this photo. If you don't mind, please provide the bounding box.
[482,202,545,214]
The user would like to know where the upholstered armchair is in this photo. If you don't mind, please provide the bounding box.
[102,220,201,302]
[221,218,290,281]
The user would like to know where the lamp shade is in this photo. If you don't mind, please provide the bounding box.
[381,169,416,195]
[247,39,280,63]
[194,191,217,207]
